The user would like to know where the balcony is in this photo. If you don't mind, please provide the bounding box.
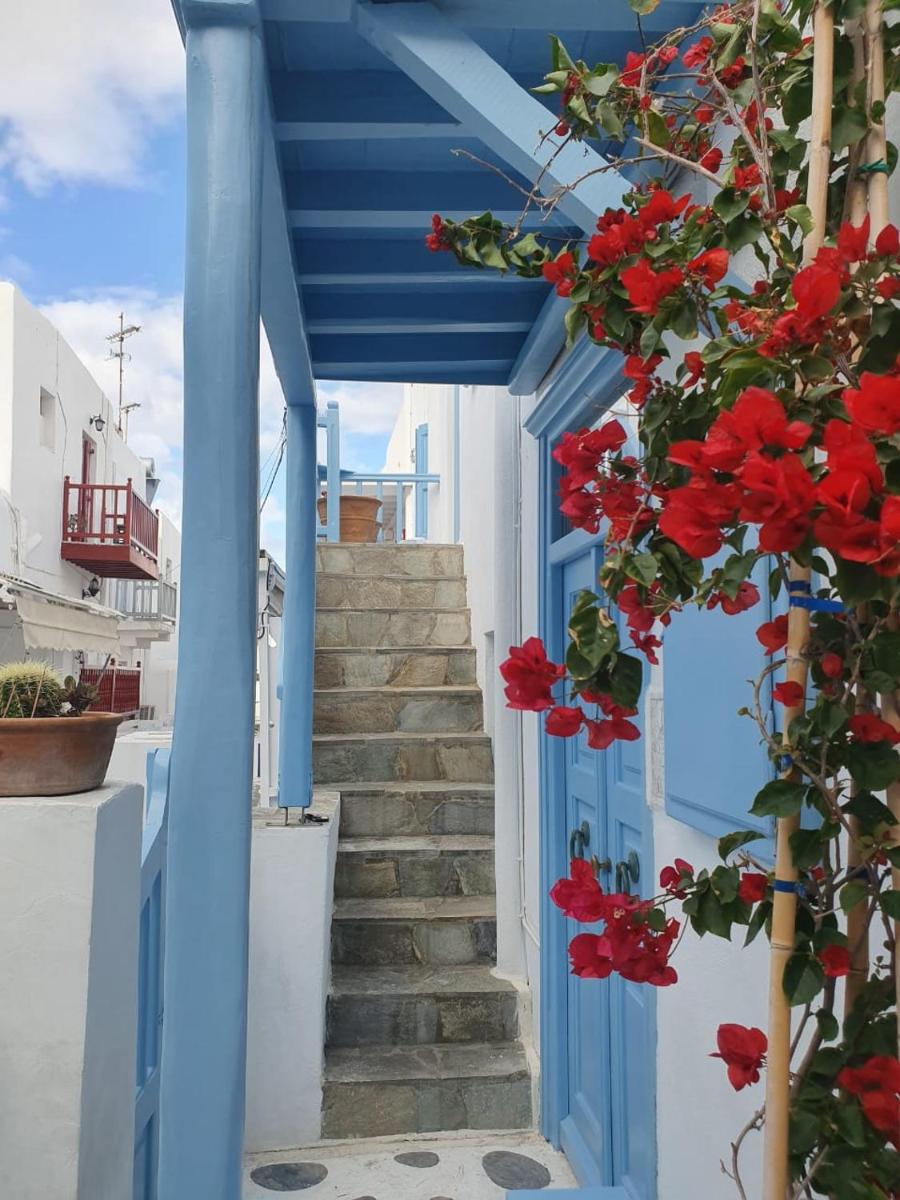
[61,478,159,581]
[113,579,177,623]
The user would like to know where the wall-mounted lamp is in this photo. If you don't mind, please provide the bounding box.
[82,576,101,600]
[89,414,106,433]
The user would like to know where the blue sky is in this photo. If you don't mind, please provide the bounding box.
[0,0,403,563]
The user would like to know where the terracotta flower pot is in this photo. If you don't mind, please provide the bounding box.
[0,712,125,797]
[318,494,382,544]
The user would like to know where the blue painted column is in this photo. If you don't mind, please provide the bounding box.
[278,401,317,808]
[158,4,263,1197]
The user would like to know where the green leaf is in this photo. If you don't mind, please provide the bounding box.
[583,65,618,97]
[844,741,900,791]
[815,1009,839,1042]
[861,631,900,693]
[692,887,733,939]
[744,899,771,945]
[725,213,765,252]
[718,829,766,860]
[628,0,662,12]
[789,827,826,870]
[713,187,749,223]
[646,108,670,149]
[750,779,806,819]
[831,104,869,149]
[783,952,825,1006]
[880,890,900,920]
[843,789,897,829]
[549,35,575,72]
[608,652,643,708]
[840,880,869,914]
[710,865,740,903]
[564,302,586,347]
[624,553,659,587]
[784,204,814,236]
[832,1100,867,1148]
[594,101,624,141]
[670,298,698,341]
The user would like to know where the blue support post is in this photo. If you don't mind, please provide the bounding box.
[158,5,263,1197]
[278,402,316,809]
[414,422,428,539]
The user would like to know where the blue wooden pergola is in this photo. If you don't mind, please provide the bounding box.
[162,2,703,1195]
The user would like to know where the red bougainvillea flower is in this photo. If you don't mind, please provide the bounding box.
[621,259,685,315]
[773,680,804,707]
[568,906,679,987]
[837,216,871,263]
[700,147,723,173]
[737,451,816,552]
[542,251,578,297]
[708,581,761,616]
[669,387,812,475]
[822,417,884,492]
[848,713,900,745]
[545,705,585,738]
[821,652,844,680]
[623,352,663,407]
[638,189,691,228]
[818,944,851,978]
[683,351,705,386]
[683,35,714,68]
[875,223,900,256]
[426,213,450,252]
[659,858,694,898]
[711,1024,768,1090]
[843,373,900,436]
[738,872,768,904]
[550,858,607,924]
[792,262,841,320]
[552,421,628,486]
[585,709,640,750]
[658,475,740,558]
[756,614,789,654]
[619,49,646,88]
[838,1056,900,1144]
[630,630,662,664]
[688,247,729,288]
[499,637,565,711]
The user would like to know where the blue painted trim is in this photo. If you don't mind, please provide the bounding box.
[278,403,316,808]
[508,292,570,397]
[526,338,624,440]
[353,0,628,237]
[158,19,263,1200]
[320,402,341,542]
[181,0,259,28]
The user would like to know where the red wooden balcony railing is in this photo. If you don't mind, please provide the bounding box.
[80,663,142,715]
[61,478,160,580]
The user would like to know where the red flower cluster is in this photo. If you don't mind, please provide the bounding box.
[848,712,900,745]
[618,582,671,662]
[544,692,641,750]
[542,250,578,297]
[549,857,607,923]
[425,213,451,253]
[711,1024,768,1090]
[817,943,850,978]
[738,872,768,903]
[837,1056,900,1144]
[659,857,694,898]
[499,637,564,711]
[588,192,690,269]
[621,259,685,315]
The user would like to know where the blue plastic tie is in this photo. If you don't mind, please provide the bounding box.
[773,879,804,895]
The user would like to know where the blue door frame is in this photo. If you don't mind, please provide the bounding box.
[526,344,657,1197]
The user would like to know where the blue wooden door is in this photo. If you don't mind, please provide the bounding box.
[556,548,655,1199]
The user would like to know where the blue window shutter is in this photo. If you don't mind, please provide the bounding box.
[663,559,775,844]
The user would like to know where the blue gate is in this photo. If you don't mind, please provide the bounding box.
[134,747,170,1200]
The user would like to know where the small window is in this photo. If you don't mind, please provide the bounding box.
[39,388,55,451]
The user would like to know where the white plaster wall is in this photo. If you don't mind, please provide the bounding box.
[245,797,341,1151]
[0,782,143,1200]
[109,729,173,792]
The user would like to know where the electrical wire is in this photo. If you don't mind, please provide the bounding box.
[259,410,287,512]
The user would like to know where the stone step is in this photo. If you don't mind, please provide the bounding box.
[337,783,495,838]
[321,1042,531,1138]
[331,895,497,966]
[314,686,483,735]
[315,646,478,689]
[327,965,518,1048]
[316,607,471,649]
[317,543,464,579]
[335,835,495,898]
[317,573,468,611]
[313,733,494,785]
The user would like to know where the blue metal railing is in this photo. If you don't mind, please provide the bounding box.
[134,747,170,1200]
[316,401,439,543]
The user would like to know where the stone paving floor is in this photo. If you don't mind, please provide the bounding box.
[244,1131,577,1197]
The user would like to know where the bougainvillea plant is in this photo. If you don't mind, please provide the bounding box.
[432,0,898,1195]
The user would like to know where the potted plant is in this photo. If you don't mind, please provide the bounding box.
[317,491,382,543]
[0,662,124,796]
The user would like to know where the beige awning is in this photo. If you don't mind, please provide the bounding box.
[10,589,121,655]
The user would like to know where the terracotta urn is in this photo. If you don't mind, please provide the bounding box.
[318,494,382,543]
[0,712,125,796]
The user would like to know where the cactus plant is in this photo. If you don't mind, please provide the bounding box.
[0,662,65,718]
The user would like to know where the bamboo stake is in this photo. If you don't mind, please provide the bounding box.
[843,20,871,1020]
[762,6,834,1197]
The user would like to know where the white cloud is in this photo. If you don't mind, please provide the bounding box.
[0,0,184,191]
[318,379,405,437]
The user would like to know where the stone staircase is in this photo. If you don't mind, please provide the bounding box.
[313,542,532,1140]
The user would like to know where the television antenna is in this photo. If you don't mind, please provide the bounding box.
[105,312,142,441]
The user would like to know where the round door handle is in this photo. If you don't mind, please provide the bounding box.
[568,820,591,860]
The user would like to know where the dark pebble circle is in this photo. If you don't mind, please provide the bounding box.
[481,1151,552,1191]
[250,1161,328,1192]
[394,1150,441,1168]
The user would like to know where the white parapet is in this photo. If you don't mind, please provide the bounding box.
[0,781,143,1200]
[245,794,341,1152]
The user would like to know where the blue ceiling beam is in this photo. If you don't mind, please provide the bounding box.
[277,120,461,141]
[308,318,531,335]
[309,328,526,362]
[289,210,578,232]
[299,271,546,289]
[354,0,631,391]
[312,358,511,384]
[266,0,702,33]
[305,286,543,323]
[283,167,542,214]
